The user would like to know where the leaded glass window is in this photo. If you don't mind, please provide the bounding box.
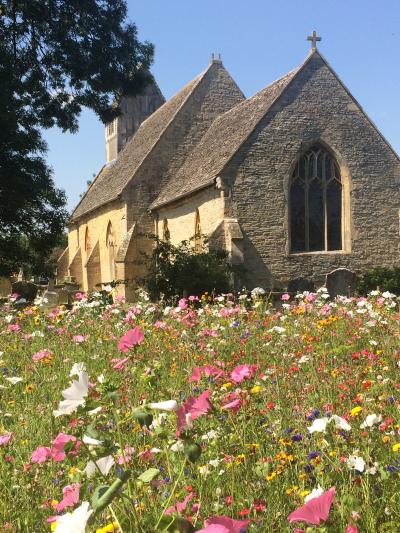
[290,145,342,252]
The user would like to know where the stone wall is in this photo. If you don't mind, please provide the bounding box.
[223,53,400,289]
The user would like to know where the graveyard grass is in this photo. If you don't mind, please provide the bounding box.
[0,288,399,532]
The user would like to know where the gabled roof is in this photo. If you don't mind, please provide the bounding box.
[151,49,400,209]
[71,66,212,221]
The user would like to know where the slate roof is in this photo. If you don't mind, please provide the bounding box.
[150,66,301,209]
[71,69,209,221]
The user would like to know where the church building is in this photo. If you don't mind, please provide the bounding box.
[58,34,400,299]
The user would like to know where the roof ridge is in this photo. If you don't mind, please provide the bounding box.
[313,50,400,163]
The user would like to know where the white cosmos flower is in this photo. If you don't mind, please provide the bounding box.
[5,377,23,385]
[331,415,352,431]
[53,367,88,417]
[304,484,324,502]
[360,414,382,429]
[346,454,365,472]
[307,417,329,433]
[148,400,178,412]
[84,455,115,478]
[54,501,92,533]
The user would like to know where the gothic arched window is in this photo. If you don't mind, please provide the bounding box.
[290,145,342,253]
[105,221,116,280]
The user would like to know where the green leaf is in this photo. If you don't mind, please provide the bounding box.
[137,468,160,483]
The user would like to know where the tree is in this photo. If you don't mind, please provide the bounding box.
[0,1,154,276]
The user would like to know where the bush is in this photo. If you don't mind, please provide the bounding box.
[357,266,400,295]
[142,237,235,302]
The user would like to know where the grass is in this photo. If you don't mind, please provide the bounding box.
[0,288,399,532]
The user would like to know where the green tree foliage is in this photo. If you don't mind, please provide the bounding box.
[357,267,400,296]
[142,238,235,302]
[0,1,154,276]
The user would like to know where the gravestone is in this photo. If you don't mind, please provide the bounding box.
[11,281,38,302]
[0,277,12,298]
[326,268,357,298]
[42,279,59,306]
[287,277,315,294]
[58,289,71,306]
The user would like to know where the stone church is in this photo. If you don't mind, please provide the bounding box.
[58,35,400,300]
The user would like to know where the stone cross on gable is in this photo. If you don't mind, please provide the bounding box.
[307,30,321,51]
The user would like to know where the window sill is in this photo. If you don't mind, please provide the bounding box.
[289,250,350,257]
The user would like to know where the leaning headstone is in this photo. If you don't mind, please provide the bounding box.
[58,289,71,306]
[0,277,12,298]
[325,268,357,298]
[42,279,59,307]
[287,277,315,294]
[11,281,38,302]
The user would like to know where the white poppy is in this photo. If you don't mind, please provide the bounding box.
[148,400,178,412]
[346,454,365,472]
[53,368,88,417]
[83,435,103,446]
[331,415,352,431]
[360,414,382,429]
[5,377,23,385]
[70,362,86,377]
[304,484,324,502]
[54,501,92,533]
[307,417,329,433]
[84,455,114,478]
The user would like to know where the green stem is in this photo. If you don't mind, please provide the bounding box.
[154,459,187,530]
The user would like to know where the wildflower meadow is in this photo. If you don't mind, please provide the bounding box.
[0,288,399,532]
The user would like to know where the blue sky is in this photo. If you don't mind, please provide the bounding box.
[42,0,400,211]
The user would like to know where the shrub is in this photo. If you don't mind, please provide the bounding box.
[357,266,400,295]
[142,237,235,302]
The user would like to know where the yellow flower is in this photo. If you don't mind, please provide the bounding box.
[382,436,391,443]
[392,443,400,452]
[221,382,232,390]
[96,522,119,533]
[250,385,262,394]
[50,522,57,532]
[25,384,34,393]
[300,490,310,498]
[266,471,277,481]
[350,406,363,417]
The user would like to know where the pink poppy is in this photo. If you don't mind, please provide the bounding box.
[51,433,78,461]
[0,433,12,446]
[31,446,52,463]
[230,364,257,383]
[72,334,87,343]
[288,487,336,525]
[345,526,359,533]
[54,483,80,511]
[189,365,225,382]
[176,390,212,433]
[165,492,195,515]
[198,515,250,532]
[32,349,53,361]
[281,293,290,301]
[221,394,242,414]
[118,326,144,352]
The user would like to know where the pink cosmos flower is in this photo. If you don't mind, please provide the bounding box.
[7,324,20,332]
[221,393,242,414]
[197,515,250,532]
[281,293,290,301]
[54,483,80,511]
[345,526,359,533]
[178,298,188,309]
[287,487,336,525]
[230,364,257,384]
[31,446,52,463]
[72,335,87,343]
[176,390,212,433]
[189,365,225,382]
[0,433,13,446]
[118,326,144,352]
[165,492,195,515]
[75,292,85,300]
[32,349,53,361]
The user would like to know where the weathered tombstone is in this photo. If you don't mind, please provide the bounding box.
[42,279,59,306]
[325,268,357,298]
[0,277,12,298]
[58,289,70,306]
[287,277,315,294]
[11,281,38,302]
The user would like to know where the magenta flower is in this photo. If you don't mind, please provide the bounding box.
[165,492,195,515]
[345,526,359,533]
[51,433,78,461]
[221,393,242,413]
[0,433,13,446]
[287,487,336,525]
[189,365,225,382]
[118,326,144,352]
[32,349,53,361]
[176,390,212,433]
[112,356,130,370]
[197,515,250,532]
[54,483,80,511]
[230,364,257,383]
[31,446,52,463]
